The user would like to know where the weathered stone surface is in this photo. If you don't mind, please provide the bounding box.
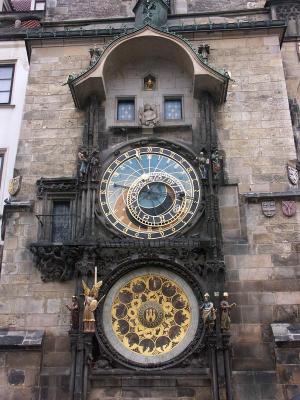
[8,369,25,385]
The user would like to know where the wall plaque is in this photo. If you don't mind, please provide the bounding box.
[282,201,297,217]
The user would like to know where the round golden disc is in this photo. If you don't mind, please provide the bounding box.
[111,274,191,357]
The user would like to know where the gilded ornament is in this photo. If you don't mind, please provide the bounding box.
[111,275,191,356]
[8,176,22,197]
[82,267,104,333]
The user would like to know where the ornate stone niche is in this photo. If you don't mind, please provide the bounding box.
[144,73,156,91]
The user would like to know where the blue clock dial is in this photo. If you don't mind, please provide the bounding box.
[100,146,201,239]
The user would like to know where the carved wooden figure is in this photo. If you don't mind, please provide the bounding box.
[220,292,236,331]
[200,293,216,332]
[66,296,79,331]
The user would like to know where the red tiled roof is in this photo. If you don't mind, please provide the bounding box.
[21,20,40,28]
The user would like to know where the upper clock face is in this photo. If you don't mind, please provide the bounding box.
[100,146,201,239]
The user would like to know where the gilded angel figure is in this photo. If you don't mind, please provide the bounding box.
[82,279,104,333]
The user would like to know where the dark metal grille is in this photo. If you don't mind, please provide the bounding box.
[52,201,71,242]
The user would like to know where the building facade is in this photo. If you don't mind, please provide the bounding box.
[0,0,300,399]
[0,0,42,260]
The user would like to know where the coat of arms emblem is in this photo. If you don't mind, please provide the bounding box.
[8,176,22,197]
[261,201,276,217]
[287,164,299,186]
[282,201,297,217]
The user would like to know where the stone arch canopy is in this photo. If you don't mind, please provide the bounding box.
[68,25,229,108]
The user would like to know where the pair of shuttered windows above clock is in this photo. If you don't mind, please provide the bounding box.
[117,98,183,121]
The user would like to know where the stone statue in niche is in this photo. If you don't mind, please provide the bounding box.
[89,47,101,66]
[200,293,216,332]
[65,296,79,331]
[198,44,210,62]
[139,104,159,127]
[220,292,236,331]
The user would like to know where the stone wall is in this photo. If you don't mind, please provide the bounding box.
[47,0,266,22]
[0,349,42,399]
[0,24,299,400]
[186,0,265,13]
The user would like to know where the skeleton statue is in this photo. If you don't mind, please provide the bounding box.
[197,152,209,179]
[220,292,236,331]
[200,293,216,332]
[78,150,89,181]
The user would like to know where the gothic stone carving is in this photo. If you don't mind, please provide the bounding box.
[139,104,159,127]
[30,244,83,282]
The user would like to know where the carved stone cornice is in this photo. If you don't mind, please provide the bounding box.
[29,241,209,282]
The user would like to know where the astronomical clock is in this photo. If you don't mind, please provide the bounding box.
[92,139,216,370]
[28,1,228,397]
[99,146,201,239]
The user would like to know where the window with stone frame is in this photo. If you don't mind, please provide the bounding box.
[164,98,183,120]
[51,200,71,242]
[35,180,77,242]
[34,0,46,10]
[117,99,135,121]
[0,65,14,104]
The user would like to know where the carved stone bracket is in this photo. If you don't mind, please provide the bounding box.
[30,244,83,282]
[36,178,77,199]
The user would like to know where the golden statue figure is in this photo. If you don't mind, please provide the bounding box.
[200,293,216,332]
[220,292,236,331]
[144,75,155,91]
[82,273,103,333]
